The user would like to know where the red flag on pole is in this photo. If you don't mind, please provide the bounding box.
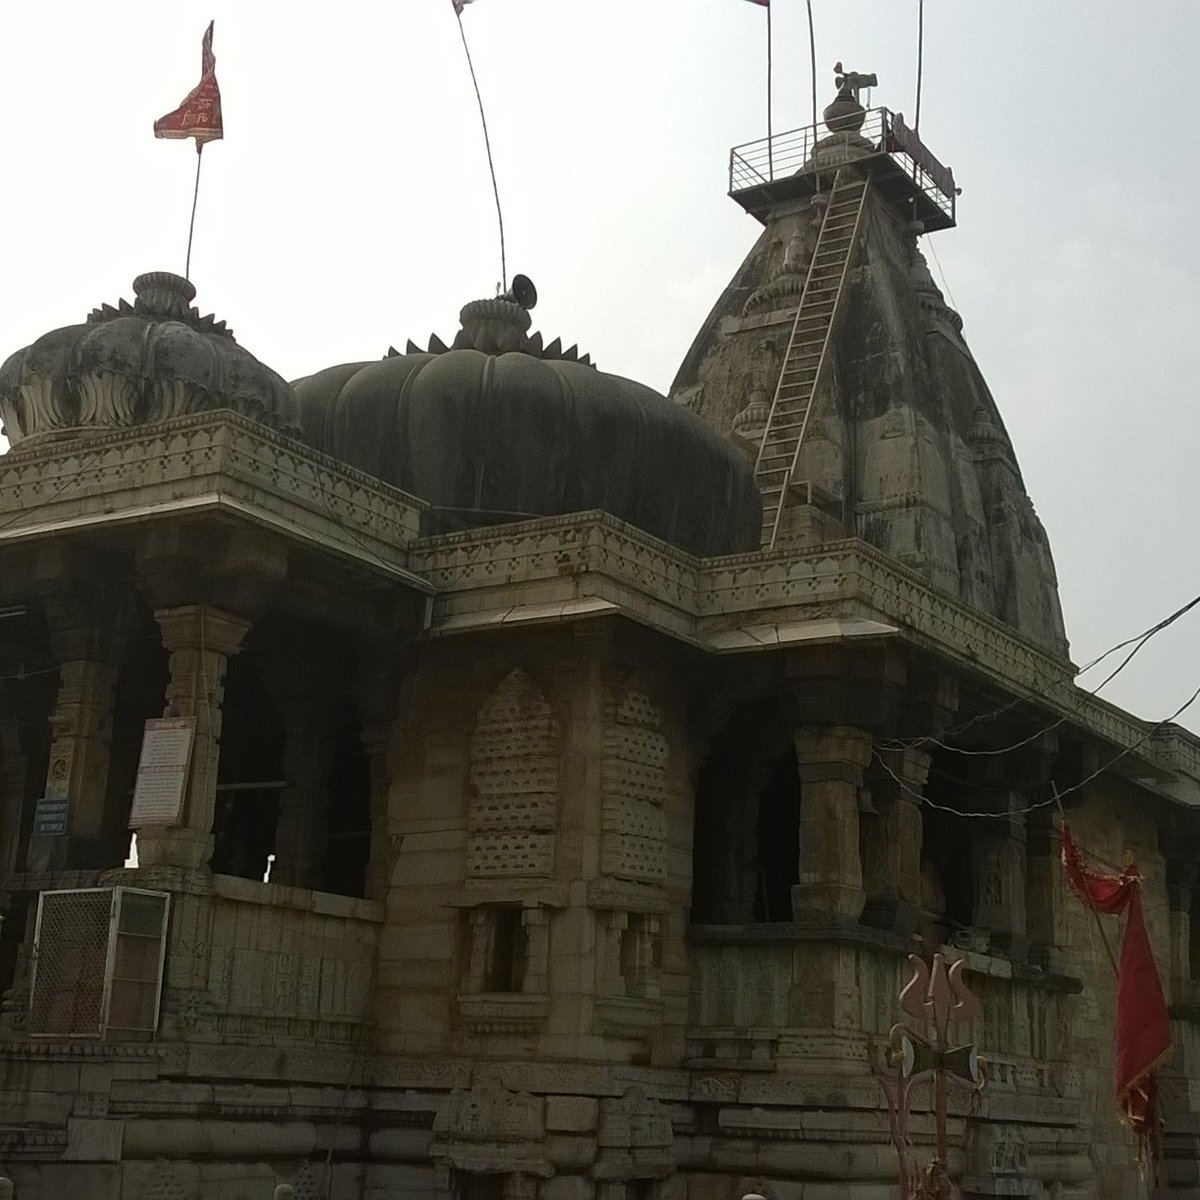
[1060,822,1171,1170]
[744,0,769,6]
[154,21,223,145]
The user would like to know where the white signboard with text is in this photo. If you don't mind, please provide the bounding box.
[129,718,196,827]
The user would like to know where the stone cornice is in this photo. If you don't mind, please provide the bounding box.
[4,421,1196,804]
[412,515,1200,800]
[0,410,432,591]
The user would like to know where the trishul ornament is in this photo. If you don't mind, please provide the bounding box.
[872,953,986,1200]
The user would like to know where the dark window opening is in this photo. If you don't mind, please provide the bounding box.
[453,1173,506,1200]
[920,802,974,937]
[691,703,796,925]
[1190,892,1200,984]
[0,895,30,1003]
[486,907,528,993]
[322,705,371,898]
[212,647,286,882]
[103,607,169,868]
[753,750,801,922]
[1,606,57,874]
[627,1181,657,1200]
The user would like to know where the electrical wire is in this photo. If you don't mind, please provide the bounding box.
[877,590,1200,756]
[914,0,925,134]
[926,236,959,312]
[876,680,1200,821]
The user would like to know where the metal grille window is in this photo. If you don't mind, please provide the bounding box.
[29,887,169,1038]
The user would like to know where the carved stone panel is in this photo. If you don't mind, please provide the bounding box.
[432,1080,552,1179]
[468,670,559,879]
[601,688,669,885]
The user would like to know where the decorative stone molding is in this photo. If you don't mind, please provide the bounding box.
[457,993,551,1035]
[0,411,428,586]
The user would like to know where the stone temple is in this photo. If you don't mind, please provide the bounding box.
[0,78,1198,1200]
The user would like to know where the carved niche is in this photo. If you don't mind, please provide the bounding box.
[596,1087,675,1182]
[600,688,669,885]
[962,1123,1032,1198]
[431,1079,552,1179]
[468,669,559,880]
[134,1159,198,1200]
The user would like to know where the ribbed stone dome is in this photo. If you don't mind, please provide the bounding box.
[0,272,299,448]
[293,298,762,557]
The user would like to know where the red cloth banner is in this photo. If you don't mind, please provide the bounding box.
[1060,822,1171,1166]
[154,21,223,145]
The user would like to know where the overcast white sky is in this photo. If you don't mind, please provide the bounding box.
[1,1,1197,733]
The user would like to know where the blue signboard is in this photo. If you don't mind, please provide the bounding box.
[33,798,69,836]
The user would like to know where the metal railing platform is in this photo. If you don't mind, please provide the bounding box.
[729,107,957,232]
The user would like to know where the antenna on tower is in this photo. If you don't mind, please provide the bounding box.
[453,3,508,292]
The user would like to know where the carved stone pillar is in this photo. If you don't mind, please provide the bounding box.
[362,721,393,900]
[0,715,28,877]
[972,789,1028,959]
[863,746,929,935]
[1026,807,1070,972]
[522,907,550,995]
[135,605,251,872]
[28,598,132,870]
[791,726,871,921]
[359,654,399,902]
[600,910,627,995]
[464,908,490,993]
[1166,860,1198,1001]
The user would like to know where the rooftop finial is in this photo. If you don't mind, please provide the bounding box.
[824,64,877,134]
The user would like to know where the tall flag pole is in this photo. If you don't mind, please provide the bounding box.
[154,21,224,280]
[767,1,774,178]
[453,0,507,293]
[915,0,926,133]
[806,0,818,128]
[742,1,772,177]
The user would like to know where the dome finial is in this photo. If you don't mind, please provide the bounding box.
[132,272,197,319]
[823,65,877,134]
[457,297,532,354]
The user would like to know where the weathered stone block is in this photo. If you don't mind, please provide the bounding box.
[62,1118,124,1163]
[545,1094,600,1133]
[541,1176,594,1200]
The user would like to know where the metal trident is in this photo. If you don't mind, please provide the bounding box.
[872,953,986,1200]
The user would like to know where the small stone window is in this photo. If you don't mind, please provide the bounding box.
[614,913,661,1000]
[486,906,528,993]
[453,1172,506,1200]
[464,904,548,996]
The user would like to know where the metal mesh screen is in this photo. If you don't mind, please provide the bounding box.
[108,890,169,1034]
[29,889,113,1036]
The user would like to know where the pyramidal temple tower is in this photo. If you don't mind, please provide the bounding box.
[671,70,1067,658]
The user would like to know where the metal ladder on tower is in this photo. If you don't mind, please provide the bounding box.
[753,167,871,549]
